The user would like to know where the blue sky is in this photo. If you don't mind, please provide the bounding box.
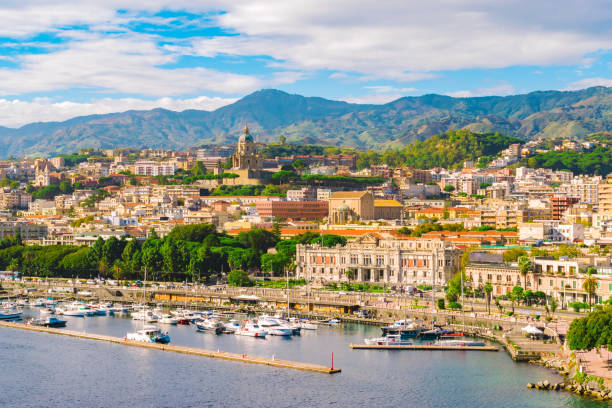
[0,1,610,127]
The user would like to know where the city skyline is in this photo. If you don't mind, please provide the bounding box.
[0,1,610,127]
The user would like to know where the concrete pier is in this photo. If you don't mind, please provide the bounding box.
[349,343,499,351]
[0,321,341,374]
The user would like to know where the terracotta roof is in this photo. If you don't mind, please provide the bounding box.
[374,199,402,207]
[330,191,370,199]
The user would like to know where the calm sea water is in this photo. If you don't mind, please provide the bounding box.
[0,308,608,408]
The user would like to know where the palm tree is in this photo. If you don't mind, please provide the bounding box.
[518,256,532,289]
[483,281,493,315]
[98,260,108,279]
[582,267,598,310]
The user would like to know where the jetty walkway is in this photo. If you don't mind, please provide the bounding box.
[0,321,340,374]
[349,343,498,351]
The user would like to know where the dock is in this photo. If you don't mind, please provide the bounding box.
[349,343,499,351]
[0,321,340,374]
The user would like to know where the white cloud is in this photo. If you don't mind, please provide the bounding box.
[446,83,516,98]
[0,96,236,128]
[0,33,262,97]
[565,77,612,90]
[192,0,612,80]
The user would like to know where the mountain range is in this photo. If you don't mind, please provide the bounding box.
[1,86,611,158]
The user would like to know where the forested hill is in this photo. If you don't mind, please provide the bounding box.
[354,130,522,169]
[0,86,610,158]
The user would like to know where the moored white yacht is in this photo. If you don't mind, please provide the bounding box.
[364,334,413,346]
[235,322,268,338]
[223,320,241,333]
[126,325,170,343]
[258,318,292,336]
[196,319,224,334]
[158,314,178,325]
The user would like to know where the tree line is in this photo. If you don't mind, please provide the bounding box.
[2,224,347,283]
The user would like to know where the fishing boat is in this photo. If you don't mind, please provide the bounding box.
[27,316,67,328]
[364,334,413,346]
[0,306,22,320]
[196,319,224,334]
[235,322,268,338]
[126,325,170,344]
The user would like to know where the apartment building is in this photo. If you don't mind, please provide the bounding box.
[133,160,175,176]
[256,200,328,220]
[466,257,612,304]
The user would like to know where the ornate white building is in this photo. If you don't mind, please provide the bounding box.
[295,234,460,287]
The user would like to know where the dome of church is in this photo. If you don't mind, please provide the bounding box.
[240,124,254,142]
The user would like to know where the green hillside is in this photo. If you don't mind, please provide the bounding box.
[0,87,610,158]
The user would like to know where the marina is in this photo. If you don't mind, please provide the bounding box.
[0,320,340,374]
[0,303,604,407]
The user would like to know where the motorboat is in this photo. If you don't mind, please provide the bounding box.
[111,304,130,315]
[318,318,341,326]
[0,306,22,320]
[31,298,47,307]
[381,319,422,338]
[132,309,159,323]
[290,317,317,330]
[40,307,55,315]
[364,334,413,346]
[235,322,268,338]
[223,320,241,333]
[176,318,190,325]
[58,306,84,317]
[158,314,178,325]
[420,327,445,339]
[196,319,224,334]
[126,325,170,344]
[435,339,486,347]
[27,316,67,328]
[258,318,292,336]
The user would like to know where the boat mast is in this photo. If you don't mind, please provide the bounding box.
[461,266,465,331]
[286,266,290,319]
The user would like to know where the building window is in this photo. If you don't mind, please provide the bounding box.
[376,255,384,266]
[573,281,576,289]
[549,280,553,287]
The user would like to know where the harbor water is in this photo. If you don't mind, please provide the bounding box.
[0,309,608,408]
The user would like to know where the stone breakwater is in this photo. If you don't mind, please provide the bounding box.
[527,357,611,401]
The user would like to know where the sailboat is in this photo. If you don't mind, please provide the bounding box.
[126,267,170,343]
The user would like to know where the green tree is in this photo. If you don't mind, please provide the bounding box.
[549,297,558,317]
[518,256,532,289]
[567,305,612,351]
[504,248,527,262]
[227,269,252,287]
[483,281,493,315]
[509,285,524,313]
[582,267,598,310]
